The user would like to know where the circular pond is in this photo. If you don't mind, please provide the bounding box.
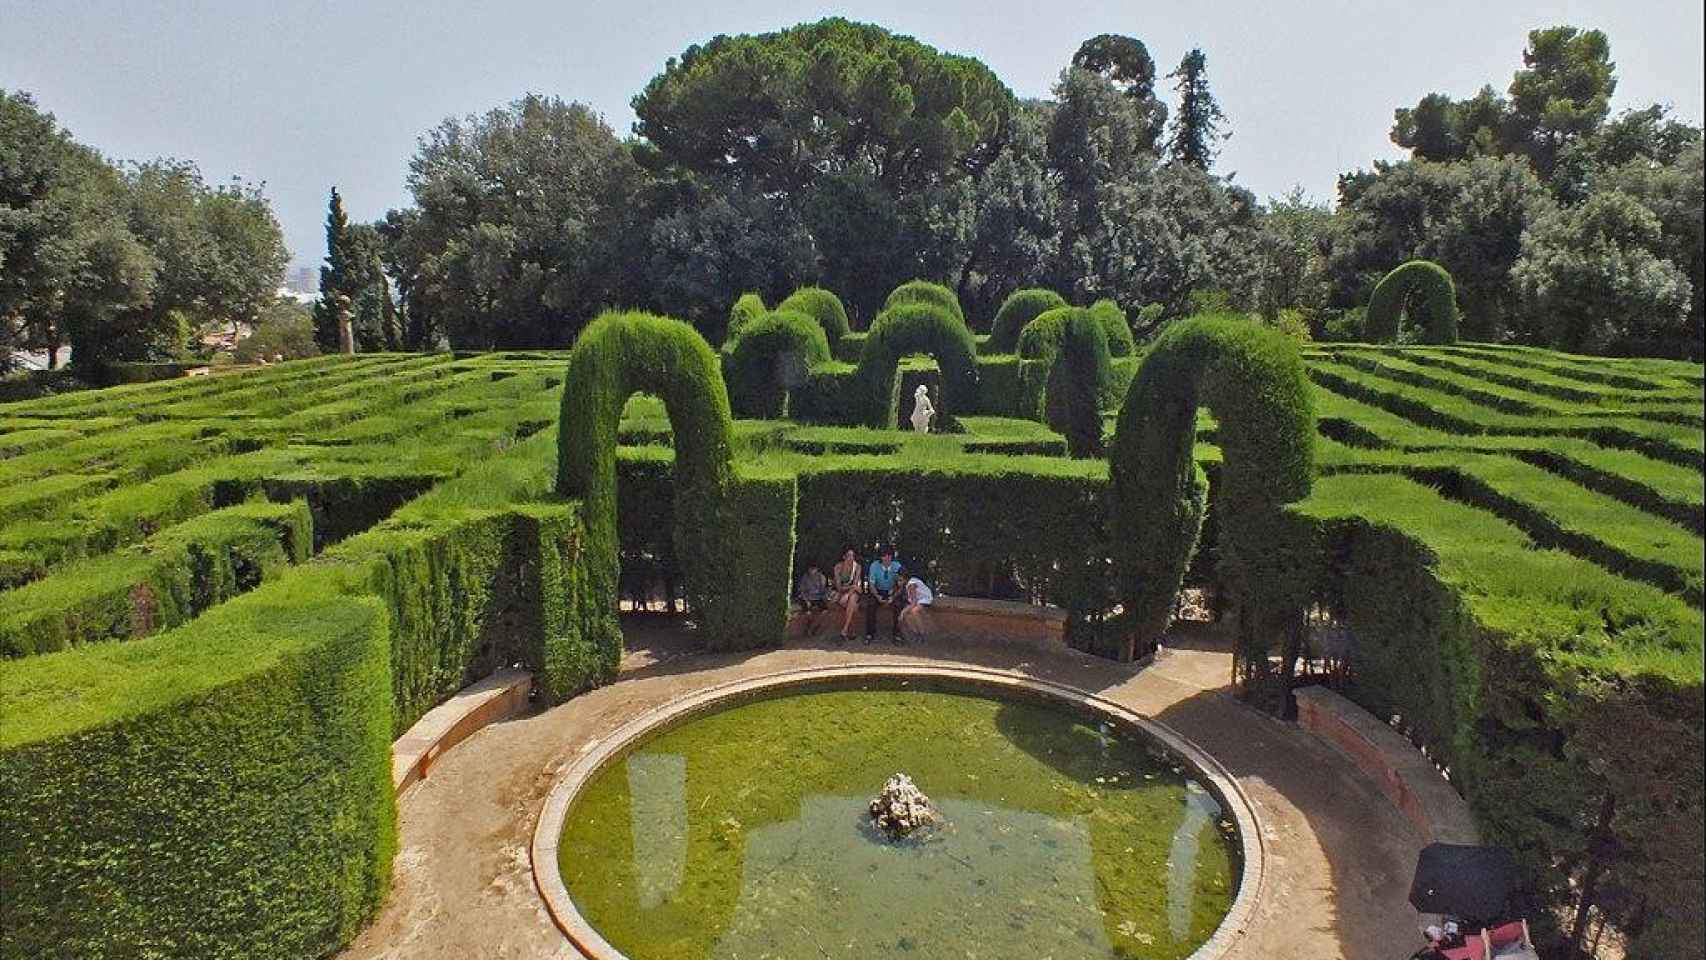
[534,666,1262,960]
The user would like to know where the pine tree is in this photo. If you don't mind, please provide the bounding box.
[312,187,354,351]
[1165,49,1228,170]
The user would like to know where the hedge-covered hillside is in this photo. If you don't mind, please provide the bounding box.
[1,336,1700,957]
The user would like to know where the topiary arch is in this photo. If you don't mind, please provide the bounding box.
[1044,310,1110,458]
[856,302,979,427]
[777,286,851,346]
[722,309,831,418]
[558,311,790,654]
[989,287,1067,353]
[1365,260,1458,344]
[884,279,966,327]
[1108,317,1315,660]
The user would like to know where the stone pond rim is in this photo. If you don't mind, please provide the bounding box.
[529,662,1268,960]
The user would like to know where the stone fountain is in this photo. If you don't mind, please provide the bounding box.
[868,772,942,839]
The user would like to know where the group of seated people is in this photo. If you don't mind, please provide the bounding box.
[1413,919,1537,960]
[794,544,933,644]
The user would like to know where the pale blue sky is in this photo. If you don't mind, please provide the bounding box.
[4,0,1701,272]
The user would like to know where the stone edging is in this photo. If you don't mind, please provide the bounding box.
[530,662,1267,960]
[393,667,533,794]
[1292,684,1479,844]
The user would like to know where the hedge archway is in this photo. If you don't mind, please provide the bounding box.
[1365,260,1458,344]
[1108,317,1315,659]
[856,302,979,427]
[884,279,966,327]
[558,311,787,652]
[1044,310,1110,458]
[722,309,831,418]
[989,288,1067,353]
[777,286,851,347]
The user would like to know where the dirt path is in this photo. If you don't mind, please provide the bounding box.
[337,621,1425,960]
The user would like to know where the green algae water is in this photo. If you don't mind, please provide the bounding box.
[559,684,1240,960]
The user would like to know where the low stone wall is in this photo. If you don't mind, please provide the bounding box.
[1293,684,1479,844]
[927,596,1067,651]
[393,668,533,793]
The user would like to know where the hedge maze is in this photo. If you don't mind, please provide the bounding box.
[1,280,1701,955]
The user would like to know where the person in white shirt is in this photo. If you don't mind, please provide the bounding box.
[898,575,934,643]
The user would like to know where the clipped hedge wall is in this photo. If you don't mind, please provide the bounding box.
[883,279,966,328]
[0,580,396,959]
[721,309,831,418]
[855,303,979,428]
[1366,259,1458,344]
[726,291,766,341]
[1089,299,1136,357]
[1045,311,1111,458]
[558,311,789,650]
[1109,316,1315,659]
[776,286,851,347]
[0,499,311,658]
[988,288,1067,353]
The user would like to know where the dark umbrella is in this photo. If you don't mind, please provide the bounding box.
[1409,843,1517,923]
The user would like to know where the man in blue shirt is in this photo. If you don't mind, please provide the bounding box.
[863,545,905,644]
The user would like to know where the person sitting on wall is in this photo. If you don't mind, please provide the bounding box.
[898,574,934,643]
[863,545,905,645]
[796,563,831,634]
[830,546,862,643]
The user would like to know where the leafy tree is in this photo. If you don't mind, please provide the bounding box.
[235,298,319,362]
[646,179,817,341]
[953,103,1060,326]
[803,168,914,324]
[313,187,355,351]
[1164,49,1227,170]
[1506,26,1617,177]
[1,90,155,368]
[1391,87,1508,162]
[382,94,645,349]
[1326,157,1555,340]
[633,18,1013,197]
[1389,26,1618,182]
[1553,105,1704,203]
[1070,34,1167,151]
[1597,138,1705,344]
[1512,190,1693,356]
[1250,188,1332,321]
[115,159,287,358]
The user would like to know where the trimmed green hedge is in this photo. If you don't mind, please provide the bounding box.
[1045,311,1111,458]
[855,303,979,428]
[1109,317,1315,659]
[721,310,832,418]
[988,288,1067,354]
[726,292,766,341]
[0,500,311,658]
[0,580,396,959]
[776,286,851,347]
[558,311,789,651]
[1089,299,1136,357]
[883,279,966,328]
[1366,259,1458,344]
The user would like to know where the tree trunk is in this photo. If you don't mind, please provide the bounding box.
[1570,793,1617,954]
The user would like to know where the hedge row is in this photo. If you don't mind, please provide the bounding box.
[0,421,606,958]
[776,286,851,346]
[0,499,311,658]
[853,302,978,428]
[989,288,1067,353]
[1294,473,1703,954]
[1043,310,1110,457]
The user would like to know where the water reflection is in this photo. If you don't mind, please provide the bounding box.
[626,752,687,909]
[1166,782,1221,941]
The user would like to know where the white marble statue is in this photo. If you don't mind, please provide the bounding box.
[909,384,935,433]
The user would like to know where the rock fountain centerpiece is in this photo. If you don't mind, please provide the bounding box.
[868,772,942,839]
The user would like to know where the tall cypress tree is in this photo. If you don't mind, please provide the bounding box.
[312,187,354,351]
[1165,49,1228,170]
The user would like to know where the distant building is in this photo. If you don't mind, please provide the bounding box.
[285,266,317,296]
